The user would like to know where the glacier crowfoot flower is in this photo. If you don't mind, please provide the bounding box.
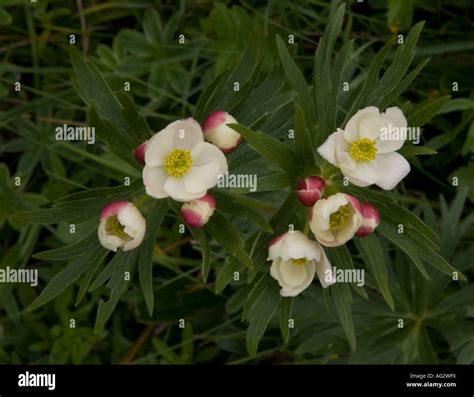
[317,106,410,190]
[310,193,363,247]
[203,111,242,153]
[181,193,216,228]
[98,201,146,252]
[297,176,326,207]
[143,118,228,202]
[268,231,335,297]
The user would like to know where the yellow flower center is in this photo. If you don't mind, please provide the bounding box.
[329,204,351,231]
[291,258,308,267]
[105,215,132,241]
[349,138,377,162]
[165,149,193,177]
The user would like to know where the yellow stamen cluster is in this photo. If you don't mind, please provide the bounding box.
[105,215,132,241]
[329,204,351,231]
[291,258,308,267]
[349,138,377,162]
[165,149,193,177]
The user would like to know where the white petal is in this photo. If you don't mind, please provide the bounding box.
[192,141,228,173]
[143,166,169,199]
[268,233,288,260]
[183,162,220,194]
[343,106,380,142]
[144,128,175,167]
[382,106,407,129]
[168,118,204,149]
[314,250,335,288]
[279,260,308,287]
[98,221,123,252]
[164,177,206,202]
[317,129,345,165]
[373,152,411,190]
[342,161,379,186]
[281,261,315,297]
[359,116,391,141]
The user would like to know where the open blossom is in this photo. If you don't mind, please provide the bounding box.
[356,202,380,237]
[317,106,410,190]
[98,201,146,252]
[203,111,242,153]
[297,176,326,207]
[143,118,228,202]
[268,231,335,297]
[181,193,216,228]
[310,193,363,247]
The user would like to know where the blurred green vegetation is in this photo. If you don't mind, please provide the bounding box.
[0,0,473,364]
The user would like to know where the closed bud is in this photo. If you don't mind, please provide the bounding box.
[356,202,380,237]
[297,176,326,207]
[181,193,216,228]
[203,111,241,153]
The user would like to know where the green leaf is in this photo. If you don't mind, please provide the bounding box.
[280,297,293,344]
[190,228,210,282]
[438,98,474,114]
[345,35,397,124]
[195,36,260,121]
[205,212,252,270]
[355,235,395,311]
[328,245,368,300]
[332,281,356,351]
[213,191,272,233]
[28,240,107,311]
[229,123,296,173]
[95,250,139,332]
[407,96,451,127]
[313,3,345,136]
[377,223,429,279]
[276,35,315,128]
[367,22,424,106]
[244,274,281,356]
[33,230,96,261]
[399,145,437,157]
[139,200,168,316]
[293,102,315,168]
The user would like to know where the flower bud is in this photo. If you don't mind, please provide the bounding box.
[135,141,147,165]
[297,176,326,207]
[203,111,242,153]
[181,193,216,228]
[98,201,146,252]
[356,202,380,237]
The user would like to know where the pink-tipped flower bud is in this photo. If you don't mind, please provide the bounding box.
[135,141,147,165]
[297,176,326,207]
[202,111,242,153]
[356,202,380,237]
[181,193,216,228]
[98,201,146,252]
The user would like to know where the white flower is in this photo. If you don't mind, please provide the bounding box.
[268,231,335,297]
[203,111,242,153]
[317,106,410,190]
[143,118,228,202]
[297,176,326,207]
[181,193,216,228]
[98,201,146,252]
[310,193,363,247]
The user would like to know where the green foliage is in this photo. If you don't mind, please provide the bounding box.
[0,0,472,365]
